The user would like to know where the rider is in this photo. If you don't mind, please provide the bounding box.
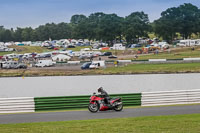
[98,87,110,105]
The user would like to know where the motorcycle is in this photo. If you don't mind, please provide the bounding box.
[88,92,123,113]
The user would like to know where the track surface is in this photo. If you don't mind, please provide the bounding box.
[0,105,200,124]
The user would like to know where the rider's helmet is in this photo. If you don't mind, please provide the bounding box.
[98,87,103,92]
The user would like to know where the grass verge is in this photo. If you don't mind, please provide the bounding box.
[100,62,200,74]
[137,50,200,60]
[0,114,200,133]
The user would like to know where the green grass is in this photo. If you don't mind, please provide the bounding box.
[0,114,200,133]
[12,46,53,54]
[0,46,53,56]
[100,62,200,74]
[102,47,200,60]
[0,51,13,56]
[137,50,200,60]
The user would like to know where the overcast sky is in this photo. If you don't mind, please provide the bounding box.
[0,0,200,29]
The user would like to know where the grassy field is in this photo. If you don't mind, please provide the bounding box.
[10,46,53,54]
[0,46,92,56]
[97,62,200,74]
[0,46,52,56]
[101,47,200,60]
[0,114,200,133]
[137,50,200,60]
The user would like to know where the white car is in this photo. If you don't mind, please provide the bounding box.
[89,61,105,69]
[35,60,56,67]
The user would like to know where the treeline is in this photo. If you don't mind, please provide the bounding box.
[0,3,200,43]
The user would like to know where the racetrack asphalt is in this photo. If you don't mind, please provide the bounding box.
[0,104,200,124]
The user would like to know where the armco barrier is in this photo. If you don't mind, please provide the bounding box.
[0,97,35,113]
[149,59,167,62]
[67,61,81,64]
[34,93,141,111]
[118,60,132,63]
[142,89,200,106]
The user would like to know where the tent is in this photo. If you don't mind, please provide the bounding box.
[52,54,71,62]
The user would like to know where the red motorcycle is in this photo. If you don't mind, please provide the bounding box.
[88,92,123,113]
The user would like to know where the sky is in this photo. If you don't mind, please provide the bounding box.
[0,0,200,29]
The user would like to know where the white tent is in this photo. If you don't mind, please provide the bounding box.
[52,54,71,62]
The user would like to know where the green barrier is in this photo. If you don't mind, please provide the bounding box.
[131,59,148,62]
[34,93,141,111]
[105,60,115,63]
[56,61,68,63]
[166,58,183,61]
[80,61,87,63]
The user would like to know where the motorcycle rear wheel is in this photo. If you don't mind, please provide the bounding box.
[113,102,123,111]
[88,103,99,113]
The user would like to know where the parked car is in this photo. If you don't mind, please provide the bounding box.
[102,52,112,56]
[129,44,142,48]
[135,44,142,48]
[2,61,18,69]
[108,55,117,58]
[15,63,27,69]
[67,45,76,48]
[89,61,105,69]
[47,46,54,49]
[54,47,59,50]
[81,62,92,70]
[35,60,55,67]
[1,61,27,69]
[35,53,51,58]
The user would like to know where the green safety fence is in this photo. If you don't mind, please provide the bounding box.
[166,58,183,61]
[131,59,148,62]
[34,93,141,111]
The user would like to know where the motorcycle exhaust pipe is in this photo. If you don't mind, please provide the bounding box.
[113,102,122,106]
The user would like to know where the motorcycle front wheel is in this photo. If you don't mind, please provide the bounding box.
[113,102,123,111]
[88,103,99,113]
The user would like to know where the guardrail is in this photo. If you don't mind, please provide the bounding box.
[183,58,200,61]
[0,97,35,113]
[142,89,200,106]
[34,93,141,111]
[149,59,167,62]
[56,58,200,65]
[118,60,132,63]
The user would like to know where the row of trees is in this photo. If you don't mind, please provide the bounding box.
[0,23,73,42]
[0,3,200,43]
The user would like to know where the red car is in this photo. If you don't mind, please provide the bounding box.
[54,47,59,50]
